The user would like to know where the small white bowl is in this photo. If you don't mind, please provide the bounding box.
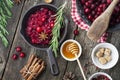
[92,43,119,69]
[89,72,112,80]
[60,39,82,61]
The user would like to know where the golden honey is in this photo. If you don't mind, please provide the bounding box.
[62,41,79,59]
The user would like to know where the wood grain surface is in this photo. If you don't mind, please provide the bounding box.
[0,0,120,80]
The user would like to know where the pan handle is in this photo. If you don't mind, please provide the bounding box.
[47,48,59,76]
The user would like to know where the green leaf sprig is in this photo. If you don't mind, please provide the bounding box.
[0,0,13,47]
[50,1,67,57]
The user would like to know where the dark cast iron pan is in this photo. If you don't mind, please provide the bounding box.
[20,4,68,76]
[76,0,120,32]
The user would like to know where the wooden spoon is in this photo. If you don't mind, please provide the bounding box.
[87,0,119,41]
[68,43,87,80]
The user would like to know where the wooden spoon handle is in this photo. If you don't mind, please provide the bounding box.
[75,54,87,80]
[87,0,119,41]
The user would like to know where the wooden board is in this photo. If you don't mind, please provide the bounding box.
[0,0,120,80]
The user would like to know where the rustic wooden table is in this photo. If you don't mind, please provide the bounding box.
[0,0,120,80]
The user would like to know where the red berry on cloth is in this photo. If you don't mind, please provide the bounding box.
[20,52,25,58]
[12,54,18,60]
[16,46,22,52]
[74,30,79,35]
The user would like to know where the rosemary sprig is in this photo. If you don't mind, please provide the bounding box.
[0,0,13,47]
[50,2,67,57]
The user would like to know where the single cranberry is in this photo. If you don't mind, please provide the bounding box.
[91,4,95,10]
[20,52,25,58]
[84,8,90,14]
[12,54,18,60]
[50,23,54,27]
[32,39,36,43]
[85,2,90,7]
[45,40,49,44]
[91,11,95,16]
[97,7,102,12]
[74,30,79,35]
[36,27,42,33]
[88,15,92,21]
[16,47,22,52]
[101,0,106,3]
[81,0,86,4]
[107,0,112,4]
[41,18,45,22]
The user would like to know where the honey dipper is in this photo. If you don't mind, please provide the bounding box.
[68,43,87,80]
[87,0,119,41]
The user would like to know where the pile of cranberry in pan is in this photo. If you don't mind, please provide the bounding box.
[26,8,55,45]
[80,0,120,27]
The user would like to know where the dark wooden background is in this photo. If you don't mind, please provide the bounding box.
[0,0,120,80]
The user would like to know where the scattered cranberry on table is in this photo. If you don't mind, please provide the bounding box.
[26,7,55,45]
[74,29,79,35]
[12,54,18,60]
[80,0,120,27]
[16,46,22,52]
[12,46,26,60]
[19,52,25,58]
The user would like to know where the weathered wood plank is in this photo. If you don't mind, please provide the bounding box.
[2,0,75,80]
[108,31,120,80]
[0,1,25,79]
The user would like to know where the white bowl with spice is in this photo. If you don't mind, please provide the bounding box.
[92,43,119,69]
[89,72,112,80]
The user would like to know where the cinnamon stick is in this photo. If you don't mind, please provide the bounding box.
[20,54,35,74]
[21,54,36,79]
[20,54,46,80]
[27,65,41,80]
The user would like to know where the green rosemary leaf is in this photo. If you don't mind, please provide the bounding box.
[0,0,13,47]
[5,0,14,8]
[0,31,8,47]
[50,1,67,57]
[2,0,12,17]
[0,24,9,35]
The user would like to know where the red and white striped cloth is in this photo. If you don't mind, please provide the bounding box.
[71,0,108,42]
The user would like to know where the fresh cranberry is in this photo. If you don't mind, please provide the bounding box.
[12,54,18,60]
[74,30,79,35]
[36,27,42,33]
[84,8,90,14]
[41,17,45,22]
[19,52,25,58]
[107,0,112,4]
[85,2,90,7]
[16,47,22,52]
[88,15,92,21]
[91,4,95,9]
[50,23,54,27]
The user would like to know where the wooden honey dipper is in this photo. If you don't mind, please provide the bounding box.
[67,43,87,80]
[87,0,119,41]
